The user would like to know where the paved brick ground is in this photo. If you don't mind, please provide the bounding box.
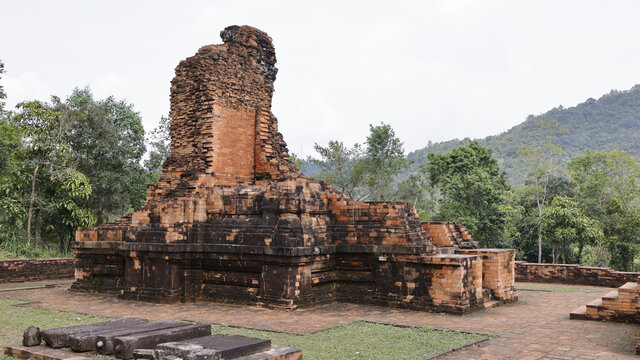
[1,281,638,359]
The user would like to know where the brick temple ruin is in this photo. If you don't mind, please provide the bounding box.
[71,25,517,313]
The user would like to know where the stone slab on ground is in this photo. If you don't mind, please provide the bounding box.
[156,335,271,360]
[41,318,148,349]
[114,324,211,359]
[3,345,101,360]
[233,345,302,360]
[67,319,157,352]
[95,321,191,355]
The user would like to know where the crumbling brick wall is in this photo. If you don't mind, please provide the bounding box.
[516,262,640,288]
[0,258,74,283]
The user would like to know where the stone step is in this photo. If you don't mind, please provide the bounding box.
[569,305,588,320]
[483,300,498,309]
[618,282,638,295]
[586,298,603,308]
[602,290,619,301]
[602,290,620,307]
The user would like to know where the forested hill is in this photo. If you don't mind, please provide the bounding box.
[406,84,640,185]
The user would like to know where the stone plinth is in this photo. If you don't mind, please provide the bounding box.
[459,249,517,302]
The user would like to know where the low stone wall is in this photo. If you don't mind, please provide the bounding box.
[515,261,640,287]
[0,258,75,283]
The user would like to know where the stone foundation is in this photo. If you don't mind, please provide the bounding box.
[72,242,485,313]
[0,258,74,283]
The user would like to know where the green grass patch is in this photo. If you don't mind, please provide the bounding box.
[0,297,108,360]
[209,321,488,359]
[0,298,107,344]
[0,297,488,360]
[516,283,601,293]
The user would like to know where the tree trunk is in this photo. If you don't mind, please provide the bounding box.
[34,208,40,247]
[538,233,542,263]
[59,232,65,253]
[578,241,584,264]
[26,162,41,246]
[67,232,74,253]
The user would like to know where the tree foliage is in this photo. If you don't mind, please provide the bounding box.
[0,81,149,254]
[517,119,568,263]
[144,115,171,182]
[424,141,509,247]
[57,88,147,224]
[540,196,603,264]
[311,140,366,200]
[8,100,94,249]
[569,150,640,270]
[363,123,406,201]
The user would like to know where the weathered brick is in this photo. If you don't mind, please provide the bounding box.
[70,25,515,314]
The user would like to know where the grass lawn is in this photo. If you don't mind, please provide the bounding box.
[0,297,489,360]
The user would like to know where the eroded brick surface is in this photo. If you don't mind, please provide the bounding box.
[71,25,515,313]
[517,262,640,288]
[0,258,74,283]
[422,221,479,249]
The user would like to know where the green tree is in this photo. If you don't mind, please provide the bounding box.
[289,153,307,173]
[311,140,366,200]
[10,100,94,246]
[569,150,640,270]
[517,118,568,263]
[424,141,509,247]
[57,88,147,224]
[540,196,603,264]
[144,115,171,183]
[364,123,406,201]
[504,175,574,263]
[0,119,26,244]
[393,172,439,220]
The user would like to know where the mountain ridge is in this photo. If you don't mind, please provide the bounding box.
[406,84,640,185]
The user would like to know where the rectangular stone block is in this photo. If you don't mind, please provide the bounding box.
[113,324,211,359]
[41,318,148,349]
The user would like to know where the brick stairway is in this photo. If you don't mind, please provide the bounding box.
[570,279,640,355]
[570,280,640,323]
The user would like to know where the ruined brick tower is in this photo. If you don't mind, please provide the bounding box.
[72,26,516,312]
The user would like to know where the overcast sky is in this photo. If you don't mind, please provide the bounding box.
[2,1,640,157]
